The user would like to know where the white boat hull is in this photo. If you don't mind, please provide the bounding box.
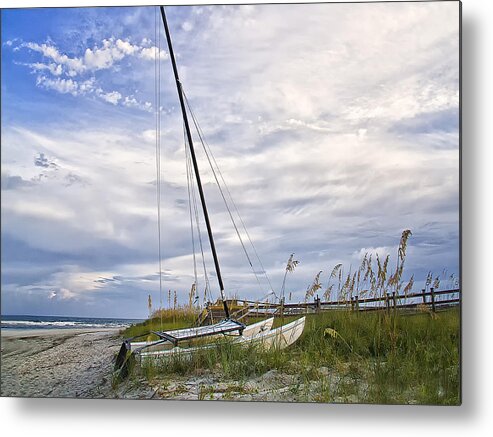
[237,316,305,350]
[129,317,274,353]
[139,317,305,361]
[240,316,274,337]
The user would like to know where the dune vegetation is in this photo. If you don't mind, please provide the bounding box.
[120,306,460,404]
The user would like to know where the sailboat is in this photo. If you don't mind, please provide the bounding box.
[114,6,305,377]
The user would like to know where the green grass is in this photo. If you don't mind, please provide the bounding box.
[297,308,461,405]
[121,307,460,405]
[121,308,198,341]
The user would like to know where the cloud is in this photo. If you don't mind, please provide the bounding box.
[64,173,86,187]
[1,173,34,190]
[34,72,149,110]
[123,95,152,111]
[48,288,78,301]
[36,76,79,96]
[97,90,122,105]
[182,21,193,32]
[352,246,393,262]
[9,37,166,111]
[139,46,167,61]
[23,41,85,74]
[34,152,58,169]
[20,38,166,75]
[20,61,64,76]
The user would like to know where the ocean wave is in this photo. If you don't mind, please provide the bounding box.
[1,319,132,330]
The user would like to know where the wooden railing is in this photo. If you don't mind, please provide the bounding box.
[204,288,461,320]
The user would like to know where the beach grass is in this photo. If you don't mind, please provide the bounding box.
[121,307,198,340]
[121,306,460,405]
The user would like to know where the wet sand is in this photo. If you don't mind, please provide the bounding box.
[0,328,155,399]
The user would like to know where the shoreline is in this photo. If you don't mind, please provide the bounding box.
[1,327,122,338]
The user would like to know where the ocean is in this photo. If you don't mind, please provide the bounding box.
[1,314,143,330]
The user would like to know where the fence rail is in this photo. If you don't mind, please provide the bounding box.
[208,288,460,320]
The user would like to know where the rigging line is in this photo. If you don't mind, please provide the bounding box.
[158,10,165,329]
[184,122,199,302]
[186,134,212,304]
[191,153,212,305]
[154,6,164,329]
[186,106,264,295]
[182,91,275,296]
[213,153,277,295]
[182,92,273,295]
[182,93,255,270]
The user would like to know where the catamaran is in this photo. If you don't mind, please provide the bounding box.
[114,6,305,377]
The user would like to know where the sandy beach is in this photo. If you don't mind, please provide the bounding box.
[0,328,155,399]
[0,327,347,402]
[0,328,300,401]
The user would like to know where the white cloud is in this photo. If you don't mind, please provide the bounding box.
[11,37,167,112]
[353,247,393,262]
[115,38,139,55]
[49,288,78,301]
[139,46,168,61]
[97,90,122,105]
[83,38,139,70]
[24,42,85,74]
[25,62,63,76]
[4,198,76,221]
[182,21,193,32]
[36,76,79,96]
[21,38,166,74]
[123,95,152,112]
[78,77,96,93]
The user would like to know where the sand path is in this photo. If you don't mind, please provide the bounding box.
[1,329,136,398]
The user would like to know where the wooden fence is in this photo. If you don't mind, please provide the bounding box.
[205,288,460,320]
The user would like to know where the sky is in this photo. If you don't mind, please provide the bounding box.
[1,2,460,318]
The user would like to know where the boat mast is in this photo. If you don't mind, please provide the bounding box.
[160,6,230,319]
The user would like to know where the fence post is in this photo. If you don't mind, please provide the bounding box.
[430,287,436,313]
[355,295,359,312]
[422,288,426,304]
[315,295,321,313]
[392,291,397,310]
[386,293,390,314]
